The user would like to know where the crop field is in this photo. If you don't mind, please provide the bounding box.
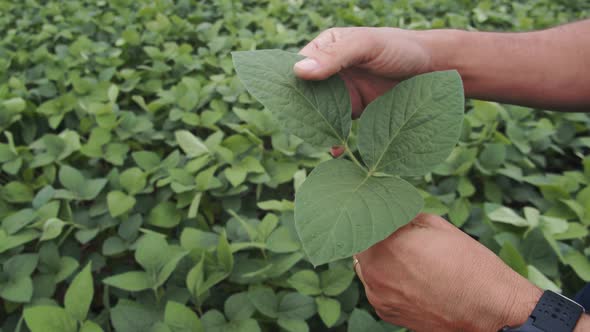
[1,0,590,331]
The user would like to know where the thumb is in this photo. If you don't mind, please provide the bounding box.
[294,28,376,80]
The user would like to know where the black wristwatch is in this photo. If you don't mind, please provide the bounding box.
[500,290,585,332]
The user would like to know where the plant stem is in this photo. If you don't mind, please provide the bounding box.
[344,144,364,170]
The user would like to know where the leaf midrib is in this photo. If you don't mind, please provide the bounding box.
[274,75,347,144]
[368,90,434,172]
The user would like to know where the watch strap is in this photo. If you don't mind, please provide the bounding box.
[530,290,584,331]
[501,290,585,332]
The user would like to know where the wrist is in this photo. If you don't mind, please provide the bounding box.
[411,29,468,74]
[460,272,543,332]
[574,314,590,332]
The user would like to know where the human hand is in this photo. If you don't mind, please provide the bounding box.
[354,213,543,332]
[294,27,433,117]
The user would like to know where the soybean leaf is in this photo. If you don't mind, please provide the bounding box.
[277,293,316,320]
[277,318,309,332]
[316,297,341,327]
[23,306,77,332]
[149,202,182,228]
[107,191,136,217]
[287,270,321,296]
[248,286,278,318]
[175,130,210,158]
[0,277,34,302]
[232,50,351,149]
[347,309,387,332]
[65,263,93,322]
[484,203,528,227]
[80,321,104,332]
[224,292,255,321]
[135,233,168,274]
[40,218,67,241]
[111,300,161,332]
[103,271,152,291]
[295,159,423,266]
[358,70,464,176]
[164,301,204,332]
[320,266,355,296]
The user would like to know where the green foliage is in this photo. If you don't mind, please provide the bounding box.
[233,58,464,264]
[295,159,424,265]
[1,0,589,331]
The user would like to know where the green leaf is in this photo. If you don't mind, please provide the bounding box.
[23,306,77,332]
[320,266,355,296]
[266,227,300,253]
[1,181,34,203]
[186,257,205,299]
[156,246,187,287]
[479,143,506,170]
[225,166,248,187]
[149,202,182,228]
[111,300,160,332]
[277,293,316,320]
[0,277,34,302]
[107,191,136,217]
[80,321,104,332]
[164,301,204,332]
[227,319,261,332]
[257,199,294,212]
[277,318,309,332]
[563,250,590,282]
[4,253,38,278]
[40,218,67,241]
[0,229,39,254]
[232,50,351,149]
[225,292,255,321]
[3,97,26,112]
[287,270,321,296]
[217,231,233,273]
[316,297,341,327]
[521,229,558,277]
[132,151,161,171]
[103,271,152,291]
[527,265,561,293]
[358,71,464,176]
[135,233,168,274]
[120,167,147,194]
[484,203,528,227]
[347,309,387,332]
[81,178,108,200]
[295,159,423,265]
[499,242,528,277]
[65,263,93,322]
[175,130,210,158]
[201,310,226,332]
[553,223,589,240]
[59,165,86,193]
[187,192,203,219]
[448,197,470,227]
[248,286,278,318]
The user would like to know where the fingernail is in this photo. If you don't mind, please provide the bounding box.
[295,58,320,72]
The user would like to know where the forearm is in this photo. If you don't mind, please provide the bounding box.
[415,20,590,112]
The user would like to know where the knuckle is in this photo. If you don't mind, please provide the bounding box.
[313,28,342,55]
